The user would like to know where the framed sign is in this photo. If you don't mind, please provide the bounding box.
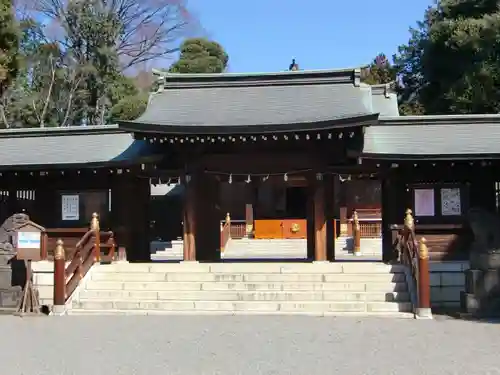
[414,189,435,217]
[15,222,44,261]
[62,194,79,221]
[441,187,461,216]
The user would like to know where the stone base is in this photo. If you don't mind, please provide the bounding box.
[414,307,433,319]
[0,287,22,309]
[461,292,500,317]
[51,305,67,316]
[465,268,500,295]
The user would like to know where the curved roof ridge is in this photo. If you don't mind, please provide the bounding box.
[152,67,362,89]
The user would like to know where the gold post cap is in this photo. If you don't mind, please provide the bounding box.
[419,237,429,259]
[54,239,65,260]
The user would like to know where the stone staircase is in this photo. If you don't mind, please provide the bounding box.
[150,237,383,261]
[335,236,383,258]
[68,262,413,317]
[150,240,183,261]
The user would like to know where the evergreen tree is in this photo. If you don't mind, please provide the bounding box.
[395,0,500,114]
[169,38,229,74]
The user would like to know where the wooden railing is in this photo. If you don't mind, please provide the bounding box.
[229,219,246,239]
[220,213,231,253]
[352,211,361,256]
[396,209,431,319]
[53,213,116,308]
[348,217,382,238]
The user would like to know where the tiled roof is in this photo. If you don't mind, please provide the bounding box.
[0,125,155,169]
[120,69,381,133]
[363,115,500,158]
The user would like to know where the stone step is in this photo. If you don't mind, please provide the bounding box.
[95,262,403,274]
[78,289,410,302]
[85,280,407,292]
[72,299,412,313]
[90,271,406,283]
[67,309,415,318]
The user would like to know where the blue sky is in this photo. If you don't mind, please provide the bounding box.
[188,0,433,73]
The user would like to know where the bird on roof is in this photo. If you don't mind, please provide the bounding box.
[289,59,299,71]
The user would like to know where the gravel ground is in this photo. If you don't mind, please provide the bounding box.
[1,315,500,375]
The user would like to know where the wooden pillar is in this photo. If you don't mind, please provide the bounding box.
[381,176,392,263]
[112,176,150,262]
[417,237,432,318]
[352,210,361,256]
[245,182,255,237]
[306,182,315,260]
[134,178,151,262]
[53,239,65,309]
[111,176,133,261]
[194,172,220,261]
[325,174,335,261]
[340,206,349,237]
[381,172,403,263]
[182,174,196,261]
[313,174,327,261]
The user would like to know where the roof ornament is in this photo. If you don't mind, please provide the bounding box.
[289,59,299,71]
[152,68,166,92]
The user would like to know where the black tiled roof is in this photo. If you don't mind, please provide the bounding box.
[120,69,385,133]
[363,115,500,158]
[0,126,156,169]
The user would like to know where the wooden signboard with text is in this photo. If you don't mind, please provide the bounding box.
[15,222,45,261]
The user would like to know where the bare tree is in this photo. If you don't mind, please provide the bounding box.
[32,54,56,127]
[28,0,195,70]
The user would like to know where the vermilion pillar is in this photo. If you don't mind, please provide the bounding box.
[313,175,327,261]
[182,174,196,261]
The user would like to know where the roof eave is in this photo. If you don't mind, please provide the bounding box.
[361,152,500,161]
[0,125,124,139]
[378,114,500,126]
[0,155,164,172]
[119,113,379,135]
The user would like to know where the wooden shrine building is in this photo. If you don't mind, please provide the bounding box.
[118,68,397,262]
[1,68,500,264]
[0,125,159,261]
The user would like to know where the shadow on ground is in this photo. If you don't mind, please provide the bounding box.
[432,307,500,324]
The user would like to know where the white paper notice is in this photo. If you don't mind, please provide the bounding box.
[62,194,79,221]
[414,189,435,216]
[441,188,461,216]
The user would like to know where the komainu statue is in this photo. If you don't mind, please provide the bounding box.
[467,207,500,267]
[463,207,500,316]
[0,213,30,309]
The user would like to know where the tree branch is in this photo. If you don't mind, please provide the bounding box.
[38,54,56,127]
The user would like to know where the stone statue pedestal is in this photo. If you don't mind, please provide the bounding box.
[462,267,500,316]
[0,250,23,309]
[0,213,31,310]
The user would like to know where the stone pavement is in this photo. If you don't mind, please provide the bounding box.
[0,315,499,375]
